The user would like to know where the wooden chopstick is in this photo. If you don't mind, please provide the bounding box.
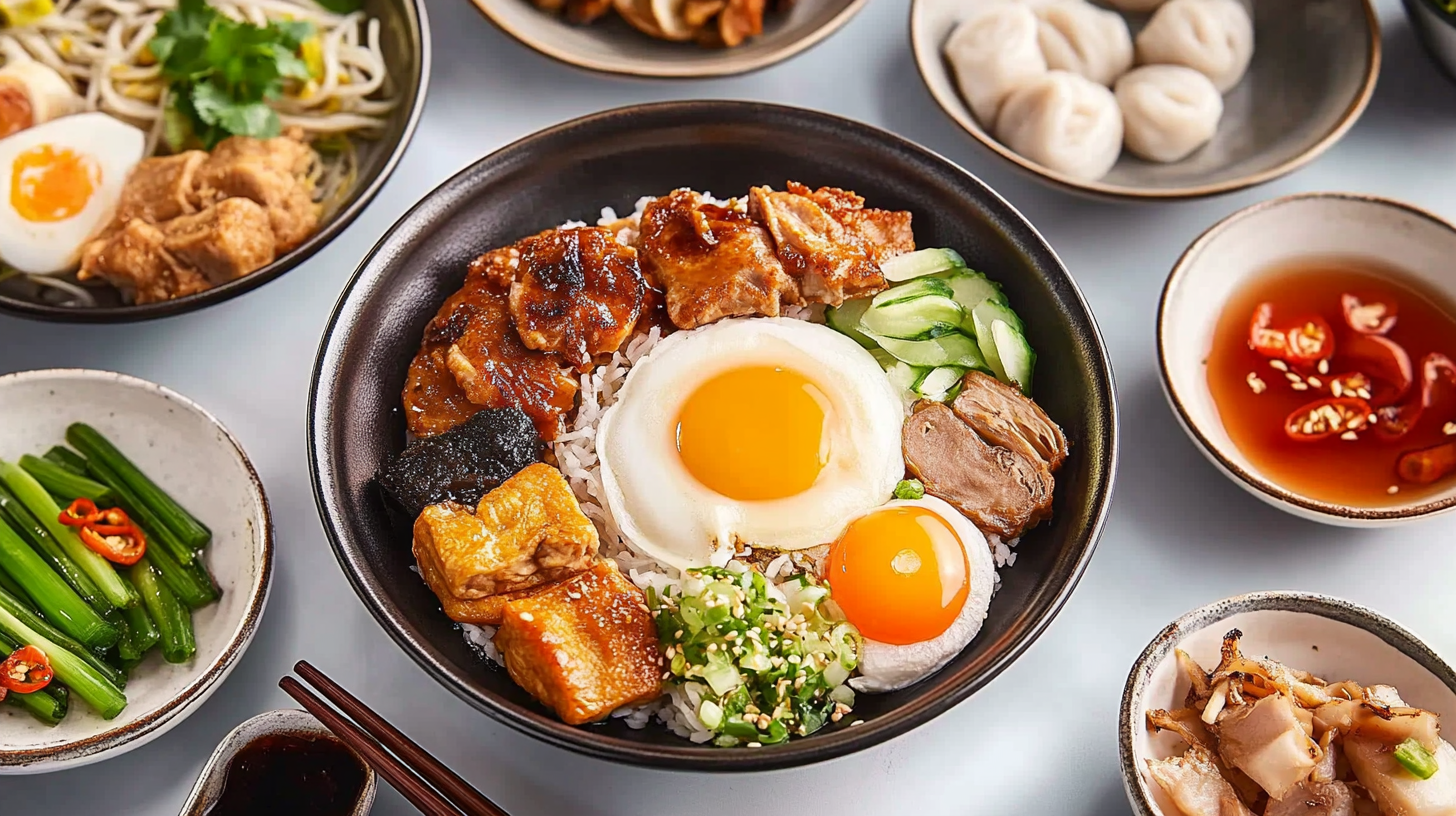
[293,661,509,816]
[279,675,468,816]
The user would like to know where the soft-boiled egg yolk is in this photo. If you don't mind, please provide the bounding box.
[10,144,98,223]
[675,365,831,501]
[828,506,969,645]
[0,83,33,139]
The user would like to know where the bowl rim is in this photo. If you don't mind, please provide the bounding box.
[0,0,433,324]
[464,0,866,79]
[908,0,1383,202]
[1156,190,1456,524]
[306,98,1119,771]
[1116,590,1456,816]
[0,368,274,770]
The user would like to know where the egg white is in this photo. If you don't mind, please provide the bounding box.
[597,317,905,571]
[0,112,145,274]
[848,495,996,693]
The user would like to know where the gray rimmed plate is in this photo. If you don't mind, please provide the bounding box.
[0,369,273,774]
[307,100,1118,771]
[910,0,1381,200]
[1119,591,1456,816]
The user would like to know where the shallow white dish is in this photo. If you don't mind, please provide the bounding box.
[1157,192,1456,526]
[0,369,272,774]
[1119,591,1456,816]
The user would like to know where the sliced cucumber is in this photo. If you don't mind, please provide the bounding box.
[972,307,1009,383]
[860,295,964,340]
[916,366,968,401]
[870,331,988,370]
[935,270,1006,316]
[885,360,929,394]
[880,248,967,282]
[826,298,876,349]
[869,276,954,308]
[971,299,1023,333]
[991,319,1035,395]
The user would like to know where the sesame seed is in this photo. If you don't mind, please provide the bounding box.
[1357,388,1372,399]
[850,720,865,727]
[1285,372,1303,383]
[1307,377,1322,388]
[1318,359,1330,375]
[1332,381,1344,397]
[1388,486,1400,495]
[1369,414,1379,423]
[1291,382,1309,391]
[1340,431,1358,441]
[1270,360,1289,372]
[1247,372,1267,394]
[747,742,762,748]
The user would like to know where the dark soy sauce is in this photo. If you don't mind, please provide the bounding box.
[205,732,366,816]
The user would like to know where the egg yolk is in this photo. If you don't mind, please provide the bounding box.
[10,144,99,223]
[676,365,830,501]
[0,82,33,139]
[827,506,969,645]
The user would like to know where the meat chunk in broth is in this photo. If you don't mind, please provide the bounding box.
[160,198,276,284]
[192,129,320,252]
[635,189,801,329]
[1146,746,1257,816]
[747,182,903,305]
[1263,779,1355,816]
[952,371,1069,470]
[77,220,209,304]
[111,151,207,225]
[507,227,647,369]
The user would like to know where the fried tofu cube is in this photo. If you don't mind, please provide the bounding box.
[412,463,598,600]
[415,546,563,625]
[494,562,663,724]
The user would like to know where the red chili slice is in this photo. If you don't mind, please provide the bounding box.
[1375,354,1456,440]
[1342,294,1398,335]
[0,645,53,694]
[58,497,101,528]
[78,524,146,566]
[1343,334,1414,405]
[1398,441,1456,485]
[1285,397,1374,442]
[1249,304,1335,364]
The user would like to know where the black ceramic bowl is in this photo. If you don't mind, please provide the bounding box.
[308,101,1118,770]
[0,0,430,323]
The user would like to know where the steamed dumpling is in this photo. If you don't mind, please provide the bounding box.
[995,70,1123,181]
[1103,0,1168,11]
[1032,0,1134,87]
[945,3,1048,127]
[1135,0,1254,93]
[1115,65,1223,162]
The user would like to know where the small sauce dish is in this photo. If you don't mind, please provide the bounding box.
[1158,192,1456,525]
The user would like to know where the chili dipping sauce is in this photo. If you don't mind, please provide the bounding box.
[205,731,367,816]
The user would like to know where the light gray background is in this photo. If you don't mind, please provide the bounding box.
[4,0,1455,811]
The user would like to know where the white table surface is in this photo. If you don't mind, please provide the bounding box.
[5,0,1456,811]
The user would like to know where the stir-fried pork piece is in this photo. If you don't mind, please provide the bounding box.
[1213,693,1320,801]
[747,183,890,306]
[952,371,1069,470]
[1148,747,1258,816]
[376,407,542,517]
[412,464,598,599]
[192,128,320,252]
[111,151,207,225]
[902,400,1053,539]
[160,197,277,284]
[77,220,210,304]
[494,561,663,724]
[635,189,800,329]
[1345,737,1456,816]
[507,227,647,369]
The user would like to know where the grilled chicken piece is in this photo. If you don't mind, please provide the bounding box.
[413,464,598,599]
[902,400,1053,539]
[635,189,800,329]
[376,407,542,517]
[1345,737,1456,816]
[77,220,210,304]
[952,371,1069,470]
[495,561,663,724]
[1147,747,1258,816]
[507,227,647,369]
[466,241,525,291]
[191,128,319,252]
[159,197,276,284]
[1213,693,1320,801]
[748,184,887,306]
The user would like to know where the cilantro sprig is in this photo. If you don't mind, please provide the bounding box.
[149,0,315,150]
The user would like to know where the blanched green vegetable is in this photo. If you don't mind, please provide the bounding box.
[18,454,113,504]
[67,424,211,551]
[0,601,126,719]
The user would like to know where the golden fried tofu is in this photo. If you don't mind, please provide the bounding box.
[412,463,598,600]
[494,561,663,724]
[415,546,565,625]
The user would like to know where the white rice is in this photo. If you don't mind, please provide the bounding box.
[448,195,1022,740]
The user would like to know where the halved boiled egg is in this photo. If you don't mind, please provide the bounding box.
[0,61,83,139]
[831,495,995,692]
[597,318,905,570]
[0,112,144,274]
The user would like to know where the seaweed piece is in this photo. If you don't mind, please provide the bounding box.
[376,408,543,517]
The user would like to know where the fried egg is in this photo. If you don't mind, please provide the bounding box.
[597,318,904,570]
[831,495,995,692]
[0,112,144,275]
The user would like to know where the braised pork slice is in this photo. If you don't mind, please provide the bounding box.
[77,220,210,304]
[635,189,800,329]
[953,371,1069,470]
[903,401,1053,539]
[1147,747,1258,816]
[160,197,276,284]
[796,182,915,262]
[507,227,647,369]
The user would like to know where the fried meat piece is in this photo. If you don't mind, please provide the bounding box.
[160,197,277,284]
[77,220,210,304]
[110,151,207,226]
[494,561,663,724]
[747,182,903,305]
[402,286,489,439]
[635,189,800,329]
[508,227,647,369]
[192,129,320,252]
[412,464,598,599]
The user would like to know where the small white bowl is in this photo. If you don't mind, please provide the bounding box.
[1158,192,1456,526]
[1119,591,1456,816]
[0,369,272,774]
[178,709,377,816]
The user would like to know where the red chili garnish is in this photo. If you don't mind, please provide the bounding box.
[58,497,101,528]
[78,524,146,566]
[1376,353,1456,440]
[0,645,53,694]
[1398,441,1456,484]
[1342,294,1398,335]
[1343,334,1415,405]
[1285,397,1374,442]
[1249,303,1334,364]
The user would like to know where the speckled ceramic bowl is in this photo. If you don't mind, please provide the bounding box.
[0,369,272,774]
[1119,591,1456,816]
[178,709,376,816]
[1158,192,1456,526]
[910,0,1381,200]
